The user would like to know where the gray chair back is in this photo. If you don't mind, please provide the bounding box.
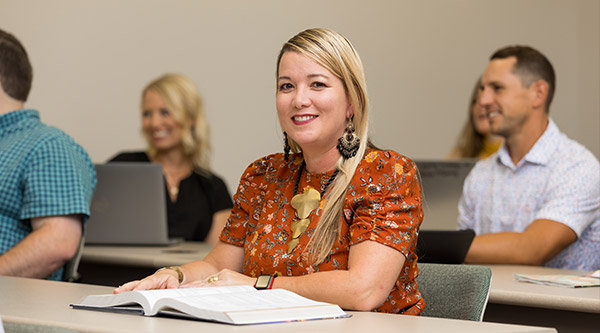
[61,236,85,282]
[416,263,492,321]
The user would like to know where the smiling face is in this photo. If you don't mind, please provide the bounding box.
[141,89,184,153]
[276,51,352,156]
[471,92,492,137]
[479,57,535,139]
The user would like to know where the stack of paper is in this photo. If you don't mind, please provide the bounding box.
[513,273,600,288]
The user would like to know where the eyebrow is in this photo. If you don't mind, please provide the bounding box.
[277,73,330,81]
[482,80,503,87]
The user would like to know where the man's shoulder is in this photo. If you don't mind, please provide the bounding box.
[4,116,84,161]
[18,117,77,145]
[19,121,94,178]
[530,127,597,185]
[556,133,599,166]
[543,120,597,166]
[34,125,90,160]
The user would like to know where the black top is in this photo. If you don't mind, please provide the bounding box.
[109,151,233,241]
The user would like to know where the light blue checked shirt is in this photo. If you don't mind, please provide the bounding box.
[458,119,600,271]
[0,109,96,280]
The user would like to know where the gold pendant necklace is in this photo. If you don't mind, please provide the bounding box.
[163,173,180,200]
[168,186,179,198]
[287,162,338,254]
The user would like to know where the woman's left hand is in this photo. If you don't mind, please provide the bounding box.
[180,269,256,288]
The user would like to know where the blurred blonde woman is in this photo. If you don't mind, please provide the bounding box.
[110,74,232,244]
[448,79,503,159]
[115,29,424,315]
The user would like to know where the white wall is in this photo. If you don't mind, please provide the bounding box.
[1,0,598,193]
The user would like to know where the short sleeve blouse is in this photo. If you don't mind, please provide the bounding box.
[220,149,424,314]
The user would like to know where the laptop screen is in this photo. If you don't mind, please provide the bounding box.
[85,163,172,245]
[414,159,476,230]
[416,229,475,264]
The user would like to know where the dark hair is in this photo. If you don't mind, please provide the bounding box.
[490,45,555,112]
[0,29,33,102]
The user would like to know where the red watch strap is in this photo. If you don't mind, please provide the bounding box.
[255,274,277,289]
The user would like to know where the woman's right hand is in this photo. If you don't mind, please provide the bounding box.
[113,269,180,294]
[113,243,244,294]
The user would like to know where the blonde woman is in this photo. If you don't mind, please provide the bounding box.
[110,74,232,244]
[115,29,424,315]
[448,79,503,159]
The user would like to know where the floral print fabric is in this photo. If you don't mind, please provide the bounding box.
[220,149,424,314]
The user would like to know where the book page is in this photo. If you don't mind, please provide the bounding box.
[164,288,329,312]
[156,289,347,324]
[140,285,256,312]
[73,285,256,315]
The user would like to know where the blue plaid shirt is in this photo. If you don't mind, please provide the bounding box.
[0,109,96,280]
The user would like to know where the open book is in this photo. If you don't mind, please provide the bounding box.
[513,273,600,288]
[71,285,349,325]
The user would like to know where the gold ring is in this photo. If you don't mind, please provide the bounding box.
[207,275,219,283]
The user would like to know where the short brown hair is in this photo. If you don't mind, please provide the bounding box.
[491,45,555,112]
[0,29,33,102]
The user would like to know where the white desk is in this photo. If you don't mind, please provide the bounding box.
[82,242,213,267]
[484,265,600,332]
[488,265,600,313]
[0,276,557,333]
[79,244,599,331]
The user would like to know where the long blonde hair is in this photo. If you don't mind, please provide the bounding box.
[142,73,212,173]
[276,28,370,265]
[450,78,486,158]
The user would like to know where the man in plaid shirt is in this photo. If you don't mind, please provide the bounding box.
[0,28,96,280]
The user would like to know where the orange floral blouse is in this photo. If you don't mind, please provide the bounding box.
[220,149,424,315]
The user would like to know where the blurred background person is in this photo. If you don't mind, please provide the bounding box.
[448,79,503,159]
[110,74,232,244]
[459,45,599,270]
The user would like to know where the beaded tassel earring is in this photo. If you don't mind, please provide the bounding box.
[337,116,360,159]
[283,132,291,162]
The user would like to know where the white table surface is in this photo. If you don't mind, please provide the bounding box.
[81,244,600,314]
[487,264,600,313]
[81,241,213,268]
[0,276,559,333]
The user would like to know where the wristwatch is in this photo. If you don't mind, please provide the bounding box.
[254,274,276,290]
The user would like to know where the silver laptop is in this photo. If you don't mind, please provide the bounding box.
[415,159,476,230]
[85,163,175,245]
